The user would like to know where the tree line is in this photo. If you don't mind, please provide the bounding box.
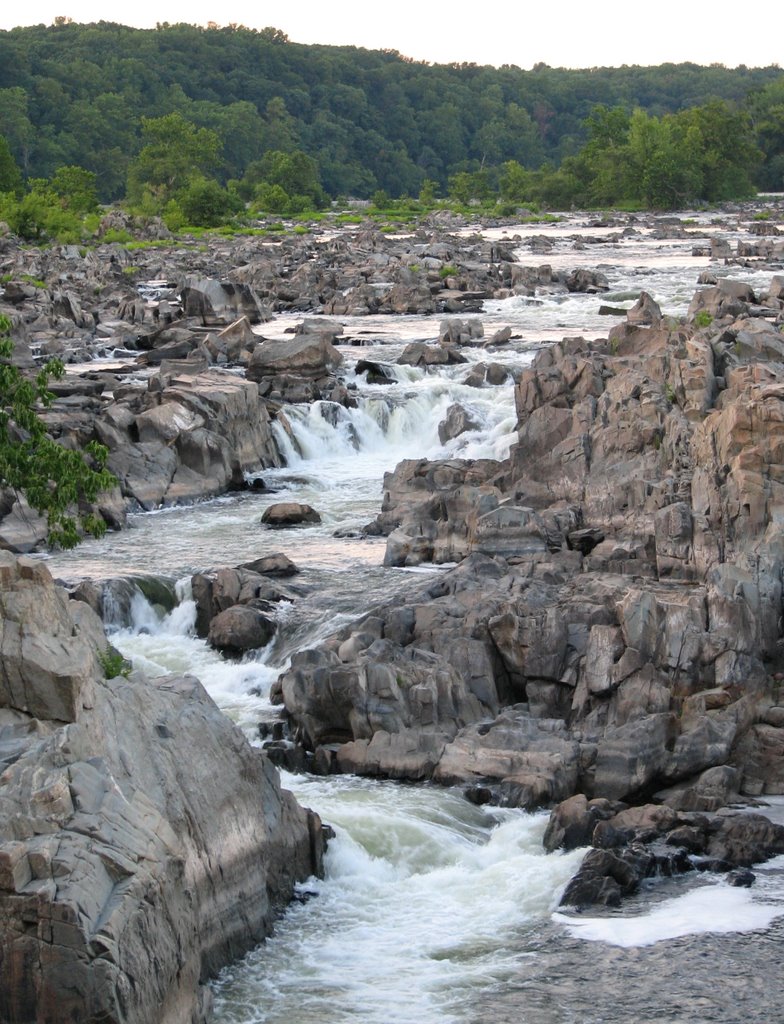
[0,20,782,230]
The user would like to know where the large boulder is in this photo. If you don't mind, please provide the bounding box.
[208,604,277,654]
[105,370,283,509]
[180,276,268,325]
[261,502,322,527]
[0,554,322,1024]
[247,335,343,382]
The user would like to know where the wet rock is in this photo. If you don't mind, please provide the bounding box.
[261,502,322,527]
[356,358,396,384]
[559,847,654,907]
[181,276,268,324]
[0,555,320,1024]
[726,868,755,887]
[208,604,277,654]
[706,813,784,867]
[398,341,467,367]
[247,334,343,382]
[438,403,480,443]
[565,268,609,293]
[543,794,623,853]
[627,290,662,326]
[240,552,300,577]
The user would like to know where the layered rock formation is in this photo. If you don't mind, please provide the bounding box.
[275,271,784,894]
[0,553,323,1023]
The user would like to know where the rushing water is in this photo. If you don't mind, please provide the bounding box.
[43,213,784,1023]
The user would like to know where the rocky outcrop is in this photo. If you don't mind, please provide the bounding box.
[180,275,269,325]
[101,369,283,509]
[548,796,784,908]
[277,276,784,838]
[0,552,322,1024]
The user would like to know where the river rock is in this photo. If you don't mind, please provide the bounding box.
[191,565,297,638]
[438,403,480,443]
[104,369,282,509]
[240,552,300,577]
[280,634,496,776]
[247,335,343,382]
[261,502,322,527]
[208,604,277,654]
[626,290,662,325]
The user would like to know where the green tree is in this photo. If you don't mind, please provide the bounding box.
[247,149,326,208]
[0,314,114,548]
[179,176,236,226]
[126,112,221,208]
[748,78,784,190]
[0,134,22,194]
[0,87,34,174]
[0,187,82,243]
[49,165,100,214]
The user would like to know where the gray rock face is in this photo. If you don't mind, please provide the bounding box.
[180,276,268,325]
[247,335,343,382]
[0,554,321,1024]
[105,370,282,509]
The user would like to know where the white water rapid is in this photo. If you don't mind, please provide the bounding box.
[41,213,784,1024]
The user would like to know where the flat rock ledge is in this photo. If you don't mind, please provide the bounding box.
[0,552,324,1024]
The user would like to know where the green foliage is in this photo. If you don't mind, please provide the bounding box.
[101,227,133,244]
[0,316,115,548]
[98,645,131,679]
[0,188,82,242]
[448,170,492,205]
[253,182,291,214]
[126,112,221,209]
[0,164,99,242]
[694,310,714,328]
[0,23,780,207]
[49,165,99,214]
[178,177,238,226]
[439,264,458,279]
[242,150,327,210]
[0,134,22,194]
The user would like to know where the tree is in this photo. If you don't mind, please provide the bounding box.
[49,165,100,214]
[126,112,221,208]
[0,134,22,194]
[247,149,327,208]
[0,315,115,548]
[748,78,784,190]
[179,176,236,226]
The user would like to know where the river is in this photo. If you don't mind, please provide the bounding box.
[42,211,784,1024]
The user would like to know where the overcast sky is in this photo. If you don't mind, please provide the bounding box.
[1,0,781,70]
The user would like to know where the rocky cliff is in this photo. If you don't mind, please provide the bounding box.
[0,552,322,1024]
[270,274,784,880]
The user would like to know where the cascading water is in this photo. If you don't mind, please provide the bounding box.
[41,215,784,1024]
[210,777,586,1024]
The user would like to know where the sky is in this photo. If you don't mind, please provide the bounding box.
[0,0,781,70]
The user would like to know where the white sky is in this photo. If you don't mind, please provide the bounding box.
[1,0,781,70]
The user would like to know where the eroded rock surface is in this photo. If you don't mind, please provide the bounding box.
[0,553,322,1024]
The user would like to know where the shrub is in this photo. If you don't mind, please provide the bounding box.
[0,315,115,548]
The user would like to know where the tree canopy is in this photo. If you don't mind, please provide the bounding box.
[0,21,780,201]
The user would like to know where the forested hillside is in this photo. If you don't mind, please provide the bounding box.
[1,20,782,204]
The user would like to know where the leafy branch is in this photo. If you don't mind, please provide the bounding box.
[0,313,116,548]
